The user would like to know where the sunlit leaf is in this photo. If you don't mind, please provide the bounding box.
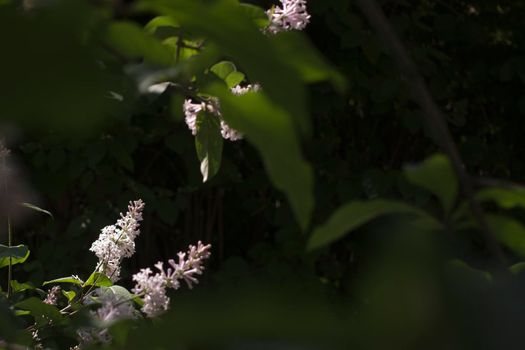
[19,202,53,219]
[0,245,30,269]
[83,272,113,288]
[195,112,223,182]
[43,276,84,286]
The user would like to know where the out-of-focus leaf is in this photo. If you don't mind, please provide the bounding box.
[15,297,66,327]
[239,3,269,28]
[271,31,346,90]
[445,259,492,282]
[19,202,53,219]
[486,214,525,258]
[405,154,458,214]
[105,21,173,66]
[476,187,525,210]
[195,112,223,182]
[510,262,525,275]
[225,71,245,88]
[144,15,179,34]
[308,200,440,251]
[43,276,84,286]
[210,84,314,229]
[210,61,236,80]
[0,245,30,268]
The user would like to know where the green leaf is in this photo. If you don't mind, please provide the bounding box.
[446,259,492,282]
[105,21,173,66]
[476,187,525,210]
[486,214,525,258]
[225,71,245,88]
[15,297,66,327]
[11,280,35,293]
[210,84,314,229]
[210,61,236,80]
[99,285,142,305]
[307,200,440,251]
[62,290,76,302]
[405,154,458,214]
[43,276,84,286]
[19,202,53,219]
[510,262,525,275]
[239,3,269,28]
[0,245,30,268]
[271,31,346,90]
[144,15,179,34]
[83,272,113,288]
[195,112,223,182]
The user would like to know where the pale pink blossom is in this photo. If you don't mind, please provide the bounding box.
[267,0,310,34]
[132,241,212,317]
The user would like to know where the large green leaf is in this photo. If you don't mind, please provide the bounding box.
[486,214,525,258]
[195,113,224,182]
[0,244,30,268]
[307,200,440,251]
[105,21,173,66]
[15,297,66,327]
[405,154,458,214]
[210,61,236,80]
[210,84,314,229]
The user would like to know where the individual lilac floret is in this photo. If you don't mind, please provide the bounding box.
[266,0,310,34]
[132,241,212,317]
[89,200,145,282]
[183,84,261,141]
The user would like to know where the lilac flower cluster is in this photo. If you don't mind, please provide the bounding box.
[183,84,261,142]
[266,0,310,34]
[43,285,61,305]
[89,200,145,281]
[132,241,212,317]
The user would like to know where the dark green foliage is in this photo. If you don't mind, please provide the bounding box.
[2,0,525,349]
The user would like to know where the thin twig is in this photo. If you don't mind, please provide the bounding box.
[355,0,507,265]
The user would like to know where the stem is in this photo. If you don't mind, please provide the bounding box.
[355,0,507,265]
[2,156,12,298]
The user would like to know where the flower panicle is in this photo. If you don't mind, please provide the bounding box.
[89,199,145,282]
[132,241,212,317]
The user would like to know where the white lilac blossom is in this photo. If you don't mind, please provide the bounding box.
[132,241,212,317]
[183,84,260,141]
[77,289,136,346]
[89,200,145,281]
[266,0,310,34]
